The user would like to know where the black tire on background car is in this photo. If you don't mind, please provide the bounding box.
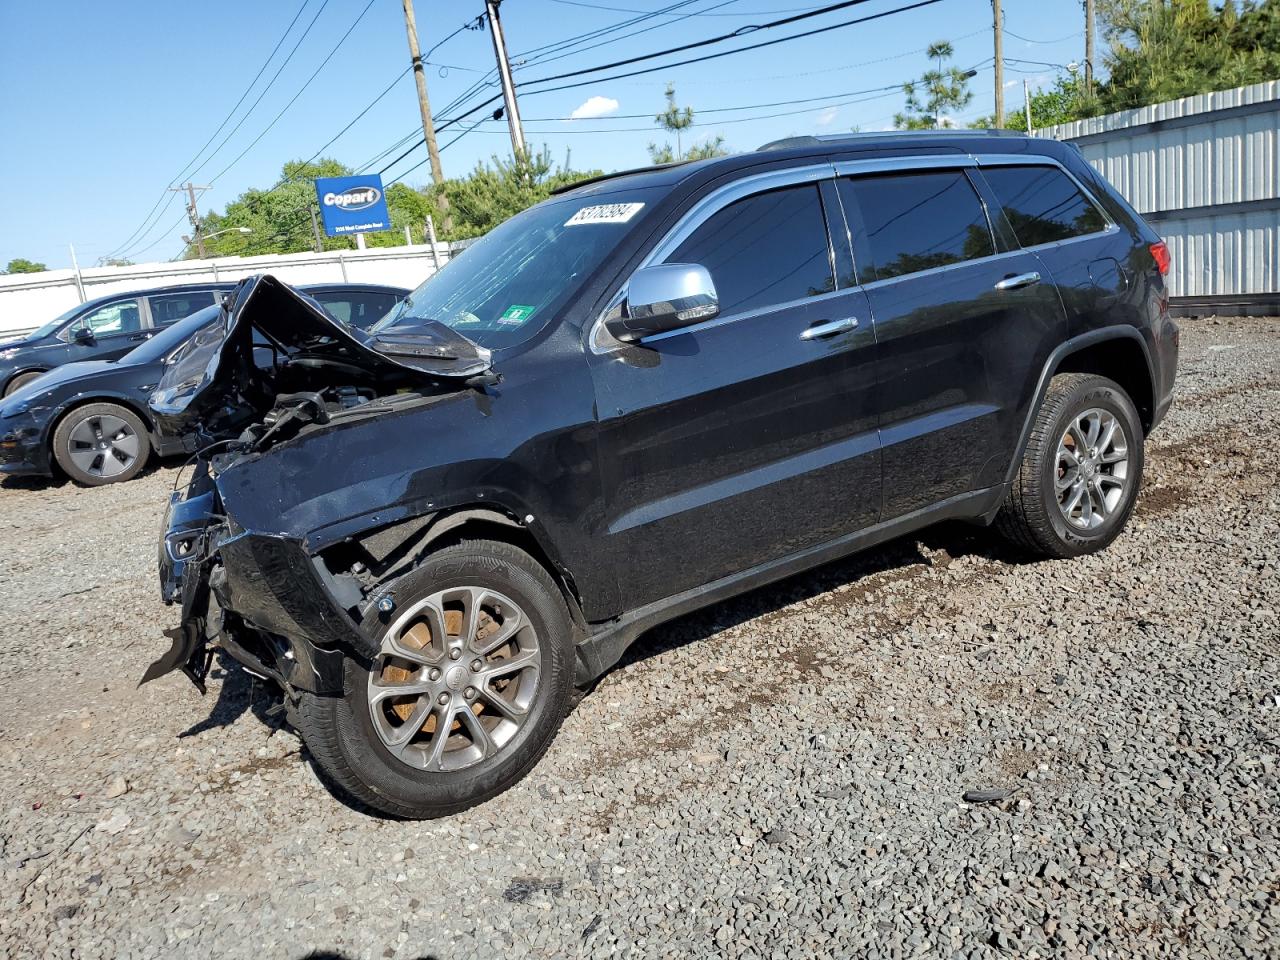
[51,402,152,486]
[996,373,1145,559]
[292,539,577,819]
[4,371,45,397]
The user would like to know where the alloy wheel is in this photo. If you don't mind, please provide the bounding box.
[367,586,542,772]
[66,413,140,479]
[1055,407,1130,530]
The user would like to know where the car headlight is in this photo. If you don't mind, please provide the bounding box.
[0,348,20,361]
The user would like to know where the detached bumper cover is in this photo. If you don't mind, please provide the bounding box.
[145,463,365,694]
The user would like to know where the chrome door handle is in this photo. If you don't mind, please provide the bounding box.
[994,271,1041,291]
[800,316,859,340]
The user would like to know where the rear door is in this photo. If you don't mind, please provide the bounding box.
[975,159,1139,337]
[836,162,1066,518]
[588,168,881,610]
[146,290,219,328]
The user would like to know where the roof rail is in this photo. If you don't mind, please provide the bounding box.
[756,129,1030,151]
[549,159,697,195]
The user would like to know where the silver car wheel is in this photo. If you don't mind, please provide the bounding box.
[367,586,541,772]
[1055,407,1129,530]
[66,413,140,479]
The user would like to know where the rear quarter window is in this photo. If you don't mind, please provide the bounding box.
[982,165,1108,246]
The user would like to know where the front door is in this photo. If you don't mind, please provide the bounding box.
[66,297,149,361]
[837,166,1067,519]
[589,175,881,611]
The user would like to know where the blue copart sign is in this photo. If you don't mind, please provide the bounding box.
[315,175,392,236]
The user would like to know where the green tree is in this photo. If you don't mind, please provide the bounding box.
[427,147,603,241]
[647,83,728,164]
[971,74,1094,130]
[1096,0,1280,112]
[895,41,974,129]
[4,258,47,274]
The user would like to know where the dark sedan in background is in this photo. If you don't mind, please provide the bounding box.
[0,282,408,485]
[0,281,407,397]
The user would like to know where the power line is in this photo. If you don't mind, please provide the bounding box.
[379,0,949,176]
[102,0,315,261]
[111,0,335,262]
[547,0,830,15]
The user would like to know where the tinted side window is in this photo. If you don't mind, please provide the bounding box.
[668,184,834,317]
[70,299,142,337]
[983,165,1107,246]
[840,171,995,282]
[311,291,400,328]
[149,291,217,325]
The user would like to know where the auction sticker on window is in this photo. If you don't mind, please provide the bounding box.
[564,202,645,226]
[498,304,537,326]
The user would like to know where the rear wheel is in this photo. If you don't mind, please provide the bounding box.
[51,402,151,486]
[996,373,1144,558]
[292,539,576,819]
[4,371,44,397]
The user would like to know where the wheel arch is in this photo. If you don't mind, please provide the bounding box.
[315,503,591,667]
[3,368,50,395]
[1004,327,1155,487]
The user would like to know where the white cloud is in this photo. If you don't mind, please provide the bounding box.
[569,95,619,120]
[815,106,839,127]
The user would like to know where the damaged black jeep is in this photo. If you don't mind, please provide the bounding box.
[147,135,1177,818]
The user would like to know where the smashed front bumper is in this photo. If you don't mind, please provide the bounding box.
[144,462,368,696]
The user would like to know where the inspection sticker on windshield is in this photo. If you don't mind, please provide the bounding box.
[564,202,645,226]
[498,304,537,326]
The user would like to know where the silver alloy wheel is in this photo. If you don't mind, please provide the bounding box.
[1055,406,1129,530]
[367,586,541,772]
[66,413,140,479]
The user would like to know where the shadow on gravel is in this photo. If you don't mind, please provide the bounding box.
[301,953,441,960]
[600,520,1034,688]
[177,652,287,740]
[0,473,69,491]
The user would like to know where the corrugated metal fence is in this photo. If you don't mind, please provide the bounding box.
[1038,80,1279,313]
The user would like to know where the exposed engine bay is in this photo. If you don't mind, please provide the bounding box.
[150,273,497,455]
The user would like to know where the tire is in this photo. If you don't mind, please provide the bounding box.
[292,539,577,819]
[996,373,1144,559]
[4,371,45,397]
[51,402,152,486]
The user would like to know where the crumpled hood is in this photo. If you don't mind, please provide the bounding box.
[149,274,489,435]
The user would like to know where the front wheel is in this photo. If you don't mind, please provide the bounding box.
[996,373,1144,559]
[292,539,577,819]
[51,402,151,485]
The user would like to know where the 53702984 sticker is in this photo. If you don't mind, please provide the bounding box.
[564,202,645,226]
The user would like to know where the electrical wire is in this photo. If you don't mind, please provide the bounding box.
[102,0,317,261]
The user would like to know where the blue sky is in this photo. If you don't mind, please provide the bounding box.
[0,0,1091,269]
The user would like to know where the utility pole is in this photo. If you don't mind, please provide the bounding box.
[992,0,1004,127]
[1084,0,1095,97]
[309,205,324,253]
[401,0,445,187]
[485,0,526,157]
[1024,78,1033,134]
[170,182,210,258]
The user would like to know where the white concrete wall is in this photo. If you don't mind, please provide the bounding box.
[0,244,452,337]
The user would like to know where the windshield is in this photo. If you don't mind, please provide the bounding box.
[373,188,662,349]
[119,305,222,366]
[26,302,87,341]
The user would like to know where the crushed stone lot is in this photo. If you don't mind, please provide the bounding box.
[1,316,1278,960]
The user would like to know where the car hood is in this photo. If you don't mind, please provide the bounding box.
[149,273,491,437]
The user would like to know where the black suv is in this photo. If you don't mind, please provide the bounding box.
[147,132,1178,818]
[0,284,232,397]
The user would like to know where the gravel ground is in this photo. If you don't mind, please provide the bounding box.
[1,316,1277,960]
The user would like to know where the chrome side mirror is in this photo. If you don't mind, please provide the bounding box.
[605,263,719,343]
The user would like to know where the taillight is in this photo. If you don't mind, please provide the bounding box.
[1149,240,1170,276]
